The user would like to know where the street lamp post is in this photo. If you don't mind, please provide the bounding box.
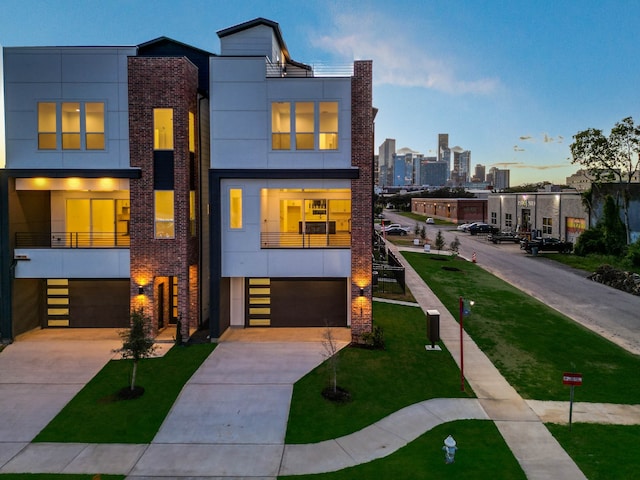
[459,296,465,391]
[459,296,474,392]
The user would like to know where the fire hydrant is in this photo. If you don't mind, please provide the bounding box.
[443,435,457,464]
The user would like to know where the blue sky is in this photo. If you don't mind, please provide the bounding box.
[2,0,638,185]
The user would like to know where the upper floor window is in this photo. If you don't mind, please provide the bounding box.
[271,101,338,151]
[38,101,105,151]
[188,111,196,153]
[154,108,174,150]
[155,190,175,239]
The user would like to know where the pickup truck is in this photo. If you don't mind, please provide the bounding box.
[520,237,573,253]
[487,231,522,244]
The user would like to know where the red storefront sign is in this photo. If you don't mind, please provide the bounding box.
[563,372,583,386]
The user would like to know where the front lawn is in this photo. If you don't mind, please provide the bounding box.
[34,343,215,444]
[280,421,525,480]
[285,302,474,444]
[403,252,640,403]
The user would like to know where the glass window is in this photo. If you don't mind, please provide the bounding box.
[319,102,338,150]
[189,190,196,236]
[543,217,553,235]
[505,213,513,228]
[189,111,195,153]
[38,102,57,149]
[61,102,81,149]
[271,102,290,150]
[491,212,497,224]
[230,188,242,229]
[154,108,174,150]
[295,102,314,150]
[155,190,175,238]
[85,102,105,150]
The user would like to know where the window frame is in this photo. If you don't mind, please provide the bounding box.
[37,101,106,151]
[270,100,339,152]
[154,190,175,239]
[542,217,553,235]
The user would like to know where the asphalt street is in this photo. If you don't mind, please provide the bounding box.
[381,210,640,355]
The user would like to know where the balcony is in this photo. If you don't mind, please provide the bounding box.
[266,62,354,78]
[15,232,130,248]
[260,232,350,249]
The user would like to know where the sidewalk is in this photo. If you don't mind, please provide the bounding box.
[388,243,587,479]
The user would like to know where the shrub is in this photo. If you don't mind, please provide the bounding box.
[574,227,606,256]
[625,238,640,267]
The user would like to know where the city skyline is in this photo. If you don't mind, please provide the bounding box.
[1,0,638,185]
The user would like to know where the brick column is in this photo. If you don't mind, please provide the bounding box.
[128,57,199,341]
[351,60,374,342]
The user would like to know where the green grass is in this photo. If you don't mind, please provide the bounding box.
[285,302,474,444]
[402,252,640,403]
[280,420,526,480]
[548,424,640,480]
[550,253,640,275]
[34,343,215,444]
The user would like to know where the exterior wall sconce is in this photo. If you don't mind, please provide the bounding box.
[138,285,145,295]
[359,287,364,297]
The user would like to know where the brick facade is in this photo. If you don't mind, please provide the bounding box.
[350,60,374,340]
[128,57,199,340]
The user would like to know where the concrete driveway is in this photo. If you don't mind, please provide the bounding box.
[0,329,121,465]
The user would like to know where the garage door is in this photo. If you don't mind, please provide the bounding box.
[69,280,130,328]
[247,278,347,327]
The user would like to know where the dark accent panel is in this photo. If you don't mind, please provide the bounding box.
[154,151,175,190]
[0,173,12,341]
[5,169,141,179]
[12,191,51,237]
[219,277,231,333]
[12,279,43,335]
[269,278,347,327]
[189,153,196,190]
[69,280,130,328]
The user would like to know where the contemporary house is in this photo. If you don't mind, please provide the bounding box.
[0,18,374,343]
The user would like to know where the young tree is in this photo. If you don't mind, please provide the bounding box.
[434,230,445,252]
[570,117,640,243]
[115,308,156,393]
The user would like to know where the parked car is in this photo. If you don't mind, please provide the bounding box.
[385,226,411,236]
[425,217,435,224]
[488,231,522,244]
[457,222,472,231]
[467,223,499,235]
[521,237,573,253]
[382,223,402,231]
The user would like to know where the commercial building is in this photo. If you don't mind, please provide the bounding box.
[0,18,375,343]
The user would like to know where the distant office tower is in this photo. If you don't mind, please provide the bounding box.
[421,160,448,186]
[438,134,448,162]
[489,167,510,190]
[474,164,486,182]
[451,147,471,185]
[378,138,396,187]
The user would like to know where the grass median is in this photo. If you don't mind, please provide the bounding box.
[402,251,640,403]
[34,343,215,444]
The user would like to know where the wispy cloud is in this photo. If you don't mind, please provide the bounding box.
[519,133,564,144]
[492,161,569,170]
[513,145,525,152]
[311,13,500,95]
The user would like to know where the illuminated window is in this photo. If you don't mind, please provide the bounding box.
[319,102,338,150]
[38,102,105,150]
[155,191,175,238]
[38,103,57,149]
[189,111,195,153]
[230,188,242,229]
[543,217,553,235]
[61,102,81,149]
[85,103,105,150]
[154,108,174,150]
[271,102,290,150]
[190,190,196,236]
[295,102,314,150]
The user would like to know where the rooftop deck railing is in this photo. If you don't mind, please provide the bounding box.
[266,62,354,78]
[260,232,350,248]
[15,232,130,248]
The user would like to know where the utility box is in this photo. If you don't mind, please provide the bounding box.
[426,309,440,347]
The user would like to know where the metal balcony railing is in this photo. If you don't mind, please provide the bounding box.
[15,232,130,248]
[260,232,351,248]
[266,62,354,78]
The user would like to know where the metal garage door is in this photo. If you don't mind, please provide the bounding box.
[247,278,347,327]
[68,280,130,328]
